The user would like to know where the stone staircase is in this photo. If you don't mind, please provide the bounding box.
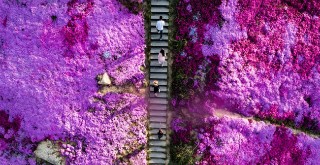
[148,0,169,164]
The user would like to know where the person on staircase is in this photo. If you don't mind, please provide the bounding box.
[158,128,164,140]
[156,16,165,40]
[152,80,160,97]
[158,48,167,67]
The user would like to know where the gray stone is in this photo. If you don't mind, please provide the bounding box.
[149,146,166,152]
[151,7,169,13]
[151,1,169,6]
[97,73,111,85]
[149,140,166,147]
[151,41,168,47]
[149,158,166,164]
[150,116,167,122]
[149,98,168,104]
[150,123,167,129]
[149,152,167,159]
[34,140,65,165]
[150,111,166,117]
[149,92,167,98]
[150,73,167,79]
[150,104,167,110]
[150,64,168,71]
[151,34,168,40]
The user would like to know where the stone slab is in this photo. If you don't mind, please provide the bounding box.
[149,140,166,147]
[151,34,168,40]
[151,1,169,6]
[149,98,168,104]
[150,111,166,117]
[149,92,167,98]
[150,104,167,110]
[151,7,169,13]
[151,41,168,47]
[149,146,166,152]
[150,123,167,129]
[150,116,167,122]
[149,152,166,159]
[149,158,166,164]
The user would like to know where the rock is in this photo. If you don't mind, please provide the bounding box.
[34,140,65,165]
[98,73,111,85]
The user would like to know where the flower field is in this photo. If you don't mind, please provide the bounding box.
[171,0,320,163]
[0,0,146,164]
[171,116,320,164]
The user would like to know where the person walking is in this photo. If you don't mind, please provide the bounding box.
[152,80,160,97]
[158,128,164,140]
[156,16,165,40]
[158,48,166,67]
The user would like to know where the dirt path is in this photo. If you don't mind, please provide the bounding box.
[213,109,319,138]
[98,84,146,97]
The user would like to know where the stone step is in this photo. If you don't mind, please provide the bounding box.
[151,7,169,13]
[148,146,166,152]
[151,1,169,6]
[150,73,167,79]
[149,98,168,104]
[151,15,169,20]
[150,134,167,140]
[150,86,167,92]
[149,140,166,147]
[150,111,166,117]
[150,116,167,122]
[151,27,168,34]
[150,60,168,67]
[151,48,168,54]
[149,97,168,103]
[151,41,168,47]
[149,129,167,135]
[149,92,167,98]
[149,152,167,159]
[150,104,167,110]
[151,34,168,40]
[149,79,167,86]
[150,123,167,129]
[149,158,166,164]
[150,67,168,73]
[151,21,169,27]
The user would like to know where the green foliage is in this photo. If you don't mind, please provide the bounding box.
[172,69,192,99]
[170,137,197,165]
[117,0,143,14]
[255,116,320,136]
[170,39,187,54]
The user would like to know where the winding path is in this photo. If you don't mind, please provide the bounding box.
[147,0,170,164]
